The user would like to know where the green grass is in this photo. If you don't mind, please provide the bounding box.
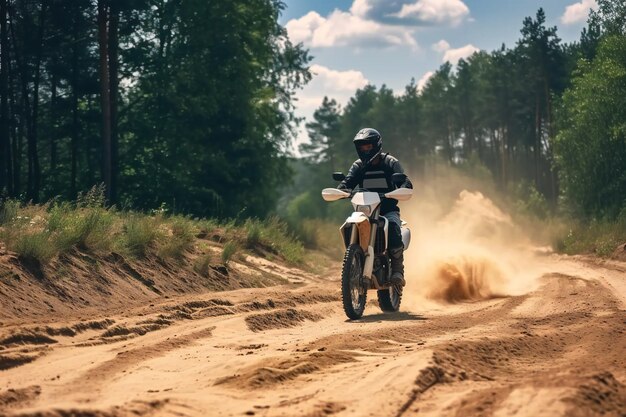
[554,215,626,257]
[0,193,340,268]
[193,252,213,276]
[9,230,57,265]
[156,215,197,261]
[221,241,239,265]
[0,199,20,225]
[48,203,115,253]
[244,219,262,248]
[116,215,162,258]
[243,217,304,264]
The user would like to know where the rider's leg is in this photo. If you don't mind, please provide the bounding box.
[385,211,405,287]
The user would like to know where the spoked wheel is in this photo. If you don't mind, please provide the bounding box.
[341,244,367,320]
[377,285,402,312]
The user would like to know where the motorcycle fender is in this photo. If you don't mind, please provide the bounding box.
[344,212,369,224]
[339,213,369,249]
[401,226,411,250]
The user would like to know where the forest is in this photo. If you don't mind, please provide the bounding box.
[296,1,626,228]
[0,0,625,239]
[0,0,311,217]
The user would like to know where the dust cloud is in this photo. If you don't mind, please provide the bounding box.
[400,173,543,306]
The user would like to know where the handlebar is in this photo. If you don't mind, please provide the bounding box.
[342,188,394,198]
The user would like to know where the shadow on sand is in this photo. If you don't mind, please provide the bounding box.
[347,311,428,323]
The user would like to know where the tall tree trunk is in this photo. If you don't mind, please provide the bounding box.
[534,93,541,190]
[108,1,118,204]
[5,35,14,195]
[27,0,46,202]
[50,57,57,172]
[0,0,8,194]
[9,3,30,199]
[544,78,557,204]
[70,4,79,198]
[98,0,112,202]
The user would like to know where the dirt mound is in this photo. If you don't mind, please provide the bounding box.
[566,372,626,417]
[7,399,168,417]
[0,353,39,370]
[245,309,322,332]
[0,245,292,324]
[0,331,57,347]
[218,351,355,389]
[193,305,235,318]
[100,323,166,339]
[0,385,41,410]
[302,402,346,417]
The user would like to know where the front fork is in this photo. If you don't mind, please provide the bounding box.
[349,221,381,290]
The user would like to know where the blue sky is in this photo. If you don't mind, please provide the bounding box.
[279,0,597,148]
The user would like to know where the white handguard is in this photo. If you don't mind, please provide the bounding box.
[384,187,413,201]
[322,188,350,201]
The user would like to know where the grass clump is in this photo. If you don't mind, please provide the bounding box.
[244,219,262,248]
[0,199,20,225]
[238,217,304,264]
[553,207,626,257]
[261,217,304,264]
[116,215,162,257]
[221,241,239,265]
[9,230,57,265]
[157,215,196,260]
[48,203,115,253]
[555,214,626,257]
[194,252,213,276]
[0,200,56,264]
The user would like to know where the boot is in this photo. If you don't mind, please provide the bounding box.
[389,247,405,287]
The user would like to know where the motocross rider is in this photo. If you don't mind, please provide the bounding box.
[337,128,413,287]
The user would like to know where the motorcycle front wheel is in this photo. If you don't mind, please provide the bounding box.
[341,244,367,320]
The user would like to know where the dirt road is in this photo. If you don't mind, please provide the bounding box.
[1,252,625,417]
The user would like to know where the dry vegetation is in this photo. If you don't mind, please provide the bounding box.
[0,187,305,269]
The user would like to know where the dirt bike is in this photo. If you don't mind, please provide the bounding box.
[322,172,413,320]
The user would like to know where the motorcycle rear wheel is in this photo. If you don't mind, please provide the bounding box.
[341,244,367,320]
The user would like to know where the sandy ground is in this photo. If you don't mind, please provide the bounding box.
[0,251,624,417]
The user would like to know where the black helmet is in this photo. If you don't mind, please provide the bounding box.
[353,128,382,164]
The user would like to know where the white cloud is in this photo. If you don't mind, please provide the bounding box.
[309,64,369,92]
[443,44,479,64]
[285,11,325,45]
[286,9,417,49]
[292,65,370,150]
[432,39,450,53]
[561,0,598,25]
[350,0,372,17]
[392,0,470,26]
[417,71,434,92]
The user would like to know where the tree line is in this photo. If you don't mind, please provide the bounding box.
[0,0,310,217]
[299,1,626,220]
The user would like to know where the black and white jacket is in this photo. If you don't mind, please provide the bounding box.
[338,153,413,214]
